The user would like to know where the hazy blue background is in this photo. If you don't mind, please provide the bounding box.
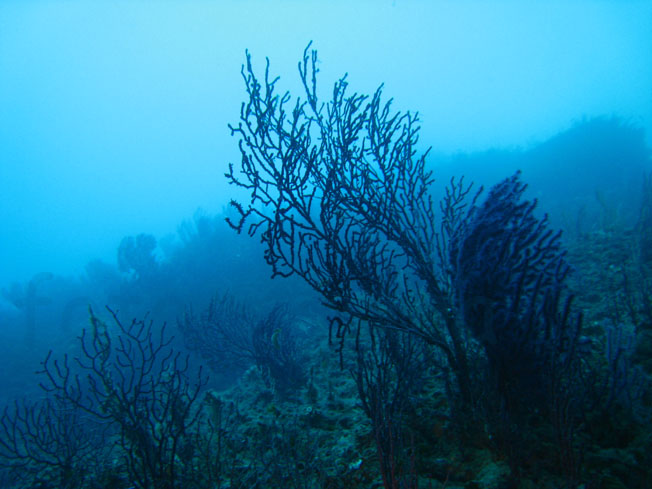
[1,0,651,286]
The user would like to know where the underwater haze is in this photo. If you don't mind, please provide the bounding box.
[3,2,652,488]
[1,0,651,285]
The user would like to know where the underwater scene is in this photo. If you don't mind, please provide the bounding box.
[1,2,651,488]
